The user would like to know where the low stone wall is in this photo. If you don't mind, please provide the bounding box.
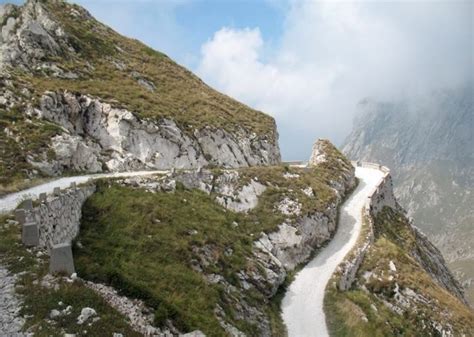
[338,161,397,291]
[15,182,95,274]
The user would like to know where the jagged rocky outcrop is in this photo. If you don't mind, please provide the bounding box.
[342,86,474,303]
[326,201,473,336]
[29,91,280,174]
[411,226,467,303]
[0,0,69,72]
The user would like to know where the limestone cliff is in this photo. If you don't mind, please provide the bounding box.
[0,0,280,194]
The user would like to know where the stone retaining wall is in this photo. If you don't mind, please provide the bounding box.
[15,183,95,274]
[338,161,398,291]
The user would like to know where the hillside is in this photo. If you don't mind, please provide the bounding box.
[0,0,280,196]
[325,207,474,337]
[1,140,357,336]
[342,85,474,304]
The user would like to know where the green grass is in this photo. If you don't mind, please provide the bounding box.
[75,181,276,335]
[0,106,62,194]
[324,208,474,337]
[0,214,140,336]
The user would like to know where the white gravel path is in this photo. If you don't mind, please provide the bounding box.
[281,166,384,337]
[0,170,167,214]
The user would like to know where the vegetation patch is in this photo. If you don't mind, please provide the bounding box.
[0,106,62,195]
[76,181,269,335]
[324,208,474,337]
[0,214,140,336]
[74,156,352,336]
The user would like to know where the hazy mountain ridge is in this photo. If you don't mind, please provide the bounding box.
[343,84,474,303]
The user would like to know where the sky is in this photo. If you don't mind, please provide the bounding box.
[3,0,473,160]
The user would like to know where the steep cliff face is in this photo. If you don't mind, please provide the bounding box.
[342,85,474,303]
[0,0,280,194]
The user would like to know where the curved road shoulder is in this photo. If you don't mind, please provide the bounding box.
[0,170,167,214]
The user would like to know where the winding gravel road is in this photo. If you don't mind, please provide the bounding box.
[281,166,384,337]
[0,170,167,214]
[1,165,383,336]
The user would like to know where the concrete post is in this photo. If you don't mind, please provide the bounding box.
[70,182,77,190]
[53,187,61,196]
[49,243,75,275]
[39,193,47,202]
[22,222,39,246]
[15,209,26,224]
[22,199,33,210]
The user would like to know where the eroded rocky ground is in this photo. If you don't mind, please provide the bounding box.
[0,264,26,335]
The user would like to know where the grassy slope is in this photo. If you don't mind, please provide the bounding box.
[1,0,277,192]
[325,208,474,337]
[38,0,277,136]
[73,148,352,336]
[0,214,140,336]
[0,105,62,196]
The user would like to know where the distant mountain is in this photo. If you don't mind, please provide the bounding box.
[343,84,474,303]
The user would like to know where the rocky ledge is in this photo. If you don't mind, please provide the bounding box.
[27,91,280,175]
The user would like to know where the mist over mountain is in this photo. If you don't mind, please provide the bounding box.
[343,83,474,303]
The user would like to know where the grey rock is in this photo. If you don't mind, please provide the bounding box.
[15,209,26,224]
[308,139,329,166]
[0,0,70,71]
[49,243,75,275]
[77,307,96,325]
[214,171,266,212]
[33,91,280,175]
[39,192,47,202]
[22,199,33,210]
[22,221,39,246]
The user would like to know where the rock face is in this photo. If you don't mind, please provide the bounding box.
[411,227,466,303]
[30,91,279,175]
[308,139,329,166]
[342,85,474,303]
[0,0,68,71]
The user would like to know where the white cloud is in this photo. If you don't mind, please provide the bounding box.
[197,1,473,159]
